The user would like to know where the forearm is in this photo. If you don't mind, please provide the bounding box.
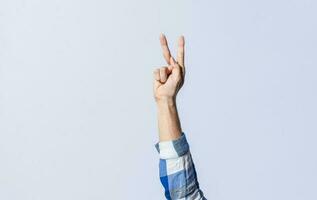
[156,98,182,142]
[155,101,206,199]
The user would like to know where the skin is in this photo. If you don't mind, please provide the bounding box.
[153,34,186,142]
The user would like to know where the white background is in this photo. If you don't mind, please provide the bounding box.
[1,0,317,199]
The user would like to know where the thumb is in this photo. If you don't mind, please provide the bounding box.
[169,56,181,75]
[170,56,176,66]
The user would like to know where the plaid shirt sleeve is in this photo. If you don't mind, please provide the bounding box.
[155,132,206,200]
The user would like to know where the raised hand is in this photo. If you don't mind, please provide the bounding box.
[153,34,185,103]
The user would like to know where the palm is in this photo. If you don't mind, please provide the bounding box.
[154,65,183,98]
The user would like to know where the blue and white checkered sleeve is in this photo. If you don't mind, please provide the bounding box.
[155,132,206,200]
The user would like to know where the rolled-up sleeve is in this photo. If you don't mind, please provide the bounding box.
[155,132,206,200]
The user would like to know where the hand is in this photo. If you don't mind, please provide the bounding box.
[153,34,186,103]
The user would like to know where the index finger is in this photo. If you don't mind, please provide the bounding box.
[159,33,171,64]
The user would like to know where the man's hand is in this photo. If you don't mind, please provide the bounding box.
[153,34,185,103]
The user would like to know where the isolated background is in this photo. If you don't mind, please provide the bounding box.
[1,0,317,199]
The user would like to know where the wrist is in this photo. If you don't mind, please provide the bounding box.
[155,97,176,107]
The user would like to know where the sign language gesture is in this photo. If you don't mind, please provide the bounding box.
[153,34,186,103]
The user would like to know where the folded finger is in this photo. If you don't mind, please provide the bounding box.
[153,69,160,81]
[159,67,168,83]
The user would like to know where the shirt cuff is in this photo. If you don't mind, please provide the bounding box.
[155,132,190,159]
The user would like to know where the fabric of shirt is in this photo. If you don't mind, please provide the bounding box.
[155,132,206,200]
